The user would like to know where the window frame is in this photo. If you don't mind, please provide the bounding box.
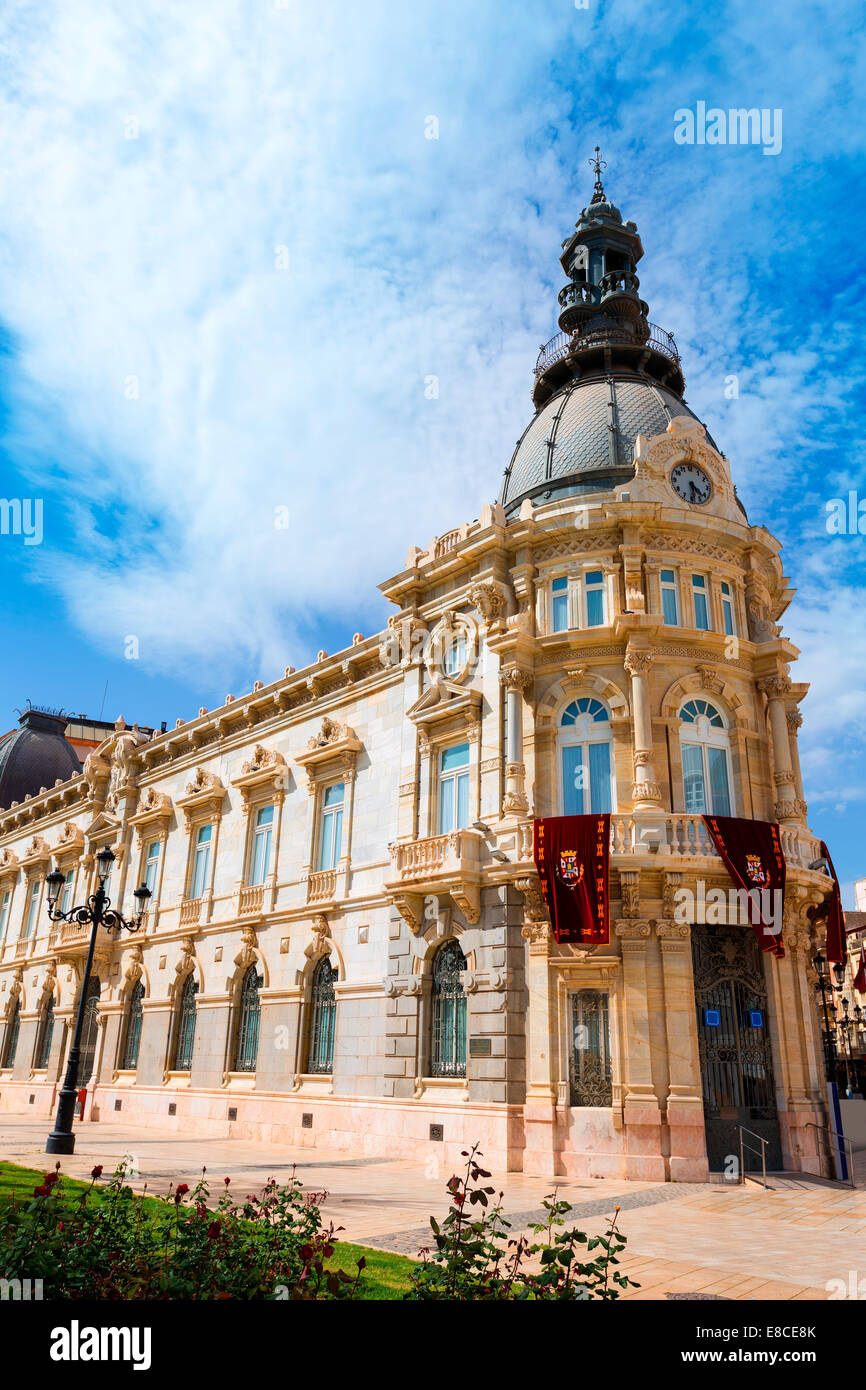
[189,821,214,901]
[306,957,337,1075]
[691,573,712,631]
[556,698,617,816]
[720,580,736,636]
[248,803,275,886]
[437,741,471,834]
[0,887,12,944]
[678,699,735,816]
[659,568,680,626]
[317,782,345,871]
[22,879,42,940]
[430,940,468,1079]
[121,981,145,1071]
[171,974,199,1072]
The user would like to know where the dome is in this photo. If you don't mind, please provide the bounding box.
[0,708,82,810]
[499,373,718,515]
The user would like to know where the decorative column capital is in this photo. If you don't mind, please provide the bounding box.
[786,708,803,732]
[655,919,691,944]
[624,646,654,678]
[614,919,651,941]
[757,674,792,699]
[618,869,641,919]
[499,664,533,695]
[516,875,553,954]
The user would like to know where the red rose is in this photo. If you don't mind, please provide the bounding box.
[33,1185,48,1197]
[174,1183,190,1202]
[91,1165,103,1179]
[207,1222,220,1239]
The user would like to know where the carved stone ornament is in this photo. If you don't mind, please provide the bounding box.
[618,869,641,919]
[624,647,654,677]
[38,958,58,1003]
[498,664,533,695]
[242,744,285,776]
[0,845,19,875]
[234,925,259,971]
[56,820,85,850]
[4,968,24,1016]
[614,919,651,940]
[469,579,509,632]
[295,719,362,791]
[304,914,331,960]
[21,834,51,865]
[185,767,221,797]
[175,937,197,978]
[136,787,172,816]
[124,944,144,988]
[757,675,792,700]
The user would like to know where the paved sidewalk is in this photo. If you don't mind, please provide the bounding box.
[2,1115,863,1300]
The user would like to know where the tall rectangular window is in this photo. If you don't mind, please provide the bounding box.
[60,869,75,915]
[318,783,345,870]
[584,570,605,627]
[721,581,735,636]
[561,741,612,815]
[438,743,470,833]
[692,574,710,630]
[571,990,612,1106]
[551,576,569,632]
[143,842,160,895]
[23,880,41,939]
[0,890,10,942]
[660,569,679,626]
[191,823,212,899]
[250,804,274,884]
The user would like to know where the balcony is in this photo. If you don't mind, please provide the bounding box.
[535,319,680,380]
[179,897,203,926]
[386,830,483,930]
[239,884,265,916]
[512,814,821,869]
[307,869,337,906]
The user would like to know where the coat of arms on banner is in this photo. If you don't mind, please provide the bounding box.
[745,853,769,887]
[557,849,584,888]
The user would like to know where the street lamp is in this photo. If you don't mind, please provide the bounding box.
[813,951,838,1081]
[837,997,855,1095]
[44,847,151,1154]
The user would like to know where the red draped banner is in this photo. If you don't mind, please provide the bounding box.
[819,840,846,965]
[533,814,610,945]
[701,815,786,958]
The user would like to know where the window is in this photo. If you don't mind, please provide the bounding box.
[660,569,679,626]
[551,576,569,632]
[23,880,41,939]
[442,630,467,676]
[558,699,614,815]
[438,743,470,833]
[431,940,467,1078]
[721,581,736,636]
[233,966,262,1072]
[121,982,145,1070]
[679,699,733,816]
[190,823,212,899]
[691,574,711,630]
[35,996,55,1070]
[143,841,161,895]
[317,783,344,870]
[307,957,337,1074]
[250,805,274,885]
[60,869,75,915]
[584,570,605,627]
[571,990,612,1106]
[0,890,10,943]
[2,1000,20,1069]
[172,975,198,1071]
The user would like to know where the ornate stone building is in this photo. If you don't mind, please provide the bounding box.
[0,165,839,1181]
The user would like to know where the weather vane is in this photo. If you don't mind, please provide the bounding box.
[589,144,607,203]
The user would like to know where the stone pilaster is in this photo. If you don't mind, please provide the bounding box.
[655,919,708,1182]
[614,918,665,1180]
[517,876,561,1177]
[757,675,803,826]
[499,665,532,815]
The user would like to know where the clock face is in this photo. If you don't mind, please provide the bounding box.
[670,462,712,505]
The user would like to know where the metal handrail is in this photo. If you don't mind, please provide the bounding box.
[534,319,680,378]
[805,1121,857,1188]
[737,1125,769,1189]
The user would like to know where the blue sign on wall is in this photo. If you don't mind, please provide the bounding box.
[747,1010,763,1028]
[704,1009,721,1027]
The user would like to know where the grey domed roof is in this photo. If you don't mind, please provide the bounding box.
[499,373,718,514]
[0,709,82,810]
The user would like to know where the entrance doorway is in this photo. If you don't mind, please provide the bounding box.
[691,924,782,1172]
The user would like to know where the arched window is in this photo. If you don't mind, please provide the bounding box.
[172,974,198,1072]
[34,995,55,1070]
[2,1000,21,1069]
[307,958,337,1074]
[78,976,101,1084]
[233,966,262,1072]
[431,940,467,1078]
[121,982,145,1071]
[678,699,733,816]
[558,697,614,815]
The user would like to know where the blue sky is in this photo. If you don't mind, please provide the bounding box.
[0,1,864,896]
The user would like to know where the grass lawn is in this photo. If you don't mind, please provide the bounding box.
[0,1160,415,1300]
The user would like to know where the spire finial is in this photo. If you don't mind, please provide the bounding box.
[589,144,607,204]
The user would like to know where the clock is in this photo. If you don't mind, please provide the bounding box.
[670,462,712,505]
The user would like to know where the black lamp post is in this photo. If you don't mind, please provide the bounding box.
[837,997,855,1095]
[44,846,151,1154]
[813,951,838,1081]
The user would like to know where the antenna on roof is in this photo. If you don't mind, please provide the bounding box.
[98,680,109,721]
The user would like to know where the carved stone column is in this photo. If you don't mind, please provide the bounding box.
[655,919,708,1182]
[786,707,808,823]
[499,666,532,814]
[614,919,665,1180]
[517,876,560,1177]
[757,675,802,826]
[624,647,666,852]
